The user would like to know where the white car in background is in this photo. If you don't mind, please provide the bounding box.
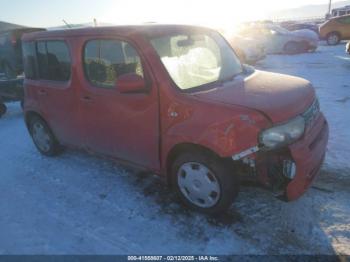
[227,35,266,64]
[237,23,319,54]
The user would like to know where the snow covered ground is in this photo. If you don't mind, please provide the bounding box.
[0,43,349,255]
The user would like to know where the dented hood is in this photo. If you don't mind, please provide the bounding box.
[193,70,315,123]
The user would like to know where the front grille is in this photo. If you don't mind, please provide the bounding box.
[302,99,320,127]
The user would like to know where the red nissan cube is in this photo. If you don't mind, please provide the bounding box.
[22,25,329,213]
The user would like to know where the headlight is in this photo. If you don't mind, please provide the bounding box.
[259,116,305,149]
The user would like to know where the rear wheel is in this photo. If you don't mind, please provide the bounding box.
[171,151,239,214]
[28,116,62,156]
[327,32,340,45]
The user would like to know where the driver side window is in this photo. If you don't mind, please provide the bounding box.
[84,39,143,88]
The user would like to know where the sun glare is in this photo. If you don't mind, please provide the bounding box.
[104,0,270,30]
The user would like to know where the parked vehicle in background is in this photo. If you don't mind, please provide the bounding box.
[227,35,266,64]
[22,25,328,213]
[0,77,24,111]
[0,27,45,79]
[319,15,350,45]
[280,21,319,36]
[331,5,350,17]
[237,23,318,54]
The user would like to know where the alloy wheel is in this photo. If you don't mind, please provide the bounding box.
[328,34,339,45]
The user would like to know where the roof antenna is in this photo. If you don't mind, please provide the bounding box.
[93,18,98,27]
[62,19,72,29]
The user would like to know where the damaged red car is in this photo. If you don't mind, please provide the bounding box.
[22,25,329,213]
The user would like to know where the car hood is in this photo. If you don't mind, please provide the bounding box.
[192,70,315,123]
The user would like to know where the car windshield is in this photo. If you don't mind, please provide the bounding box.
[150,31,242,90]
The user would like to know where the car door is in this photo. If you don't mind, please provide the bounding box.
[78,37,160,170]
[336,16,350,39]
[33,40,82,147]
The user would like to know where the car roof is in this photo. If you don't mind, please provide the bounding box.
[22,24,213,41]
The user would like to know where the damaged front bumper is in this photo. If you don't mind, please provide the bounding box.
[235,113,329,201]
[284,113,329,200]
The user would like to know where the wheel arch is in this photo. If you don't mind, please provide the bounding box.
[326,31,342,40]
[25,110,63,156]
[165,142,230,186]
[24,111,48,130]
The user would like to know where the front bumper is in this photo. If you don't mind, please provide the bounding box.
[255,113,329,201]
[285,113,328,200]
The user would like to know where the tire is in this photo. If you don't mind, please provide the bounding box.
[0,103,7,118]
[28,116,62,156]
[171,150,239,214]
[284,41,302,54]
[326,32,340,45]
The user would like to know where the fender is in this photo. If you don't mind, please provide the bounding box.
[160,97,270,173]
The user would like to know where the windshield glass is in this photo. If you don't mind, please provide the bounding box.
[150,31,242,90]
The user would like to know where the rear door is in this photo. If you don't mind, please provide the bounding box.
[336,16,350,39]
[33,39,82,146]
[78,37,160,169]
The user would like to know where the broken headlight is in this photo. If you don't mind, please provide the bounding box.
[259,116,305,149]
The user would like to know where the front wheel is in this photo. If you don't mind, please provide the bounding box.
[28,116,62,156]
[171,151,239,214]
[327,32,340,45]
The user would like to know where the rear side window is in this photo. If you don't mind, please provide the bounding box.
[37,41,71,81]
[22,42,37,79]
[337,16,350,24]
[83,39,143,88]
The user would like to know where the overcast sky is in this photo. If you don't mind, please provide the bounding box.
[0,0,344,28]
